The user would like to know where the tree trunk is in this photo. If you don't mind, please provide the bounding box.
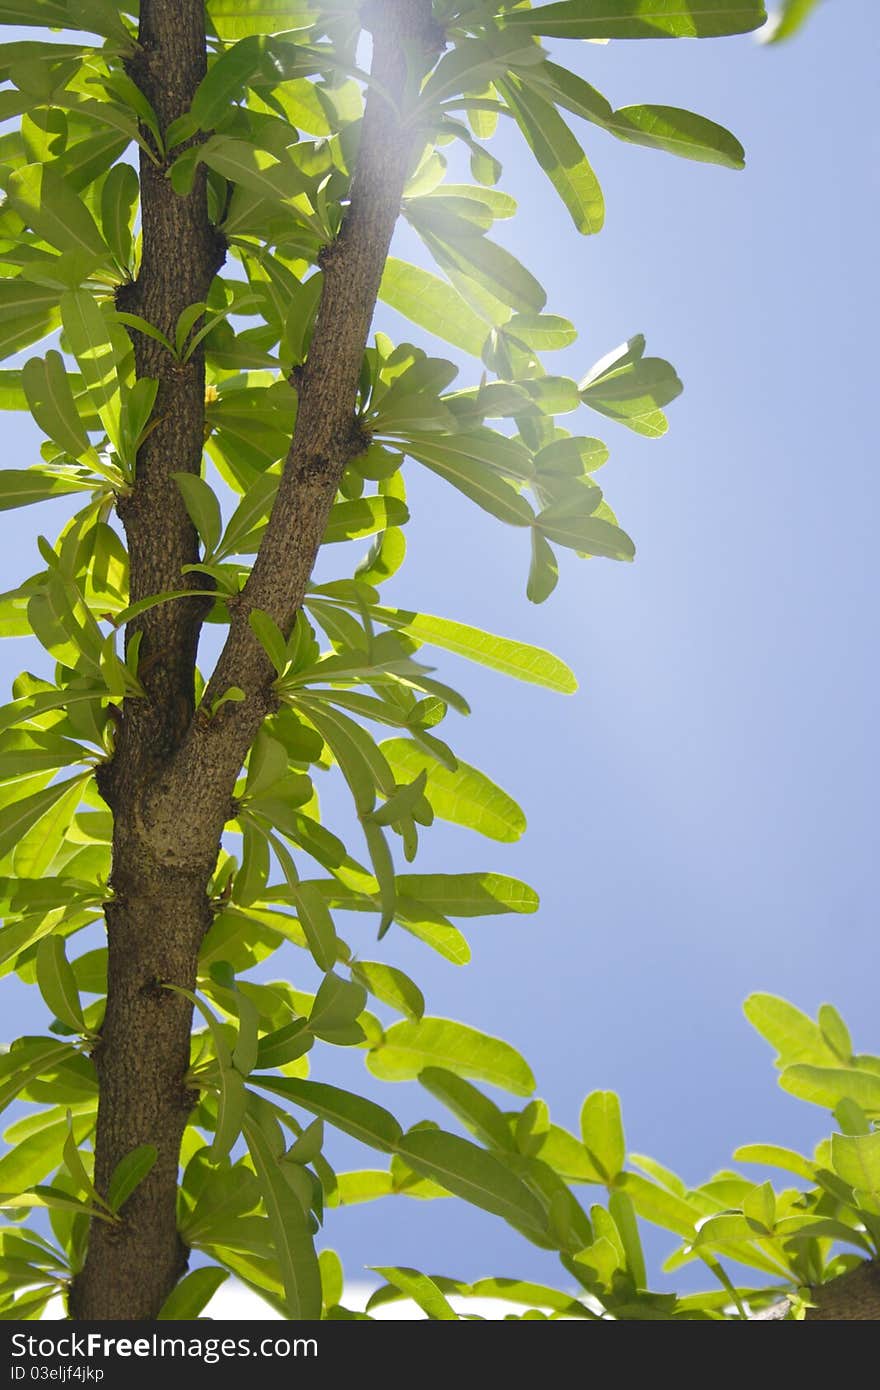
[69,0,441,1321]
[69,0,221,1320]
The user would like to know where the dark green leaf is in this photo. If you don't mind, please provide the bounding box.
[250,1076,402,1153]
[107,1144,158,1213]
[396,1128,547,1237]
[242,1114,322,1319]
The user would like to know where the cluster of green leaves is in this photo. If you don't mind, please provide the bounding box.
[7,993,874,1319]
[279,996,880,1320]
[2,0,835,1322]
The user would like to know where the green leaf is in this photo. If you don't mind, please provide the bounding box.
[381,739,525,843]
[251,1076,402,1153]
[201,135,310,205]
[207,0,316,39]
[371,605,577,693]
[396,1128,547,1237]
[100,162,139,271]
[188,34,268,133]
[2,1184,109,1222]
[241,1113,324,1320]
[818,1003,853,1063]
[61,1115,103,1211]
[21,352,91,460]
[419,1067,514,1150]
[308,970,368,1044]
[764,0,819,42]
[0,470,93,512]
[395,871,538,917]
[607,105,745,169]
[505,313,577,351]
[216,470,279,559]
[616,1172,697,1239]
[293,881,338,972]
[536,505,635,561]
[334,1170,394,1205]
[173,473,223,556]
[580,1090,625,1182]
[302,704,378,817]
[0,0,132,39]
[285,1116,324,1166]
[368,1017,535,1097]
[324,496,409,544]
[499,75,604,234]
[744,993,838,1068]
[15,778,85,879]
[0,308,60,365]
[59,291,121,446]
[35,935,85,1034]
[608,1189,646,1288]
[831,1130,880,1206]
[231,991,260,1078]
[369,769,428,827]
[254,1018,313,1071]
[403,434,534,527]
[369,1266,457,1320]
[780,1065,880,1114]
[528,529,559,603]
[113,312,175,357]
[158,1266,229,1319]
[318,1248,344,1307]
[351,961,425,1021]
[501,0,768,40]
[211,1067,249,1161]
[0,1039,76,1116]
[579,336,682,437]
[421,226,546,316]
[249,609,288,676]
[0,1109,93,1200]
[733,1144,815,1182]
[526,60,613,127]
[379,258,488,357]
[5,163,110,265]
[398,424,532,480]
[107,1144,158,1213]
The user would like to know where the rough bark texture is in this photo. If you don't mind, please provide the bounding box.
[70,0,441,1321]
[754,1262,880,1320]
[70,0,220,1321]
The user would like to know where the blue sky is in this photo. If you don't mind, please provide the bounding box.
[2,3,878,1299]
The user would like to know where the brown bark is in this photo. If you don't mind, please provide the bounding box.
[754,1261,880,1320]
[70,0,220,1322]
[70,0,442,1321]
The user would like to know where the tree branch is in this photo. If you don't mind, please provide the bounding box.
[137,0,444,867]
